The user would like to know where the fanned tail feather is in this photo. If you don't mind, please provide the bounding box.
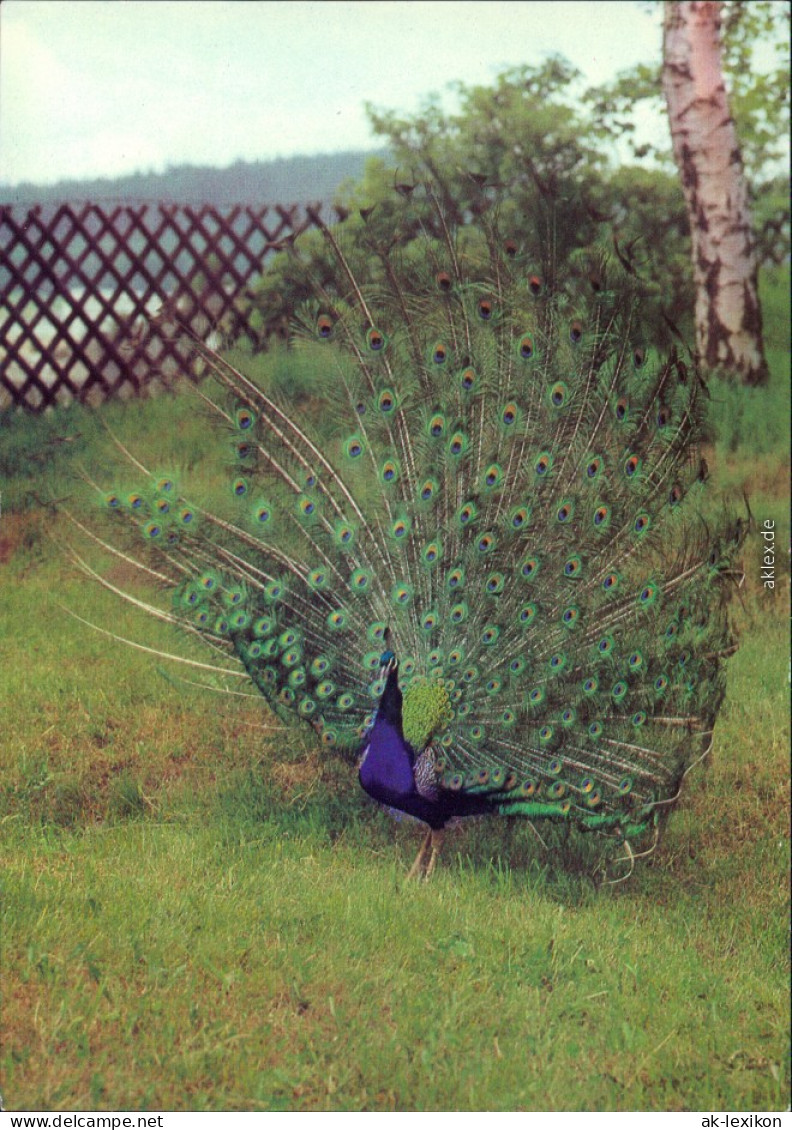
[69,174,744,857]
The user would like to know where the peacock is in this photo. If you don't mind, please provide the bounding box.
[70,172,744,880]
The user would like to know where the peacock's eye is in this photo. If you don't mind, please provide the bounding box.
[367,327,386,352]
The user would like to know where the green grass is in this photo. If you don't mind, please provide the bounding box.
[1,288,789,1111]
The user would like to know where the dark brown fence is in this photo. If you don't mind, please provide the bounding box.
[0,202,314,412]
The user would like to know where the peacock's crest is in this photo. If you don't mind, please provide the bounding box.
[71,172,744,877]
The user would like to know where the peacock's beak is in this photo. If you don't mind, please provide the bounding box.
[379,650,398,683]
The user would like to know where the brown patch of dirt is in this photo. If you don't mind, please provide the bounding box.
[0,511,37,564]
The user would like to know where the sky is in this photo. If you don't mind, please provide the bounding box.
[0,0,767,195]
[0,0,680,187]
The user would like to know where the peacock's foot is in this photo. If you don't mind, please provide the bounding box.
[406,827,444,881]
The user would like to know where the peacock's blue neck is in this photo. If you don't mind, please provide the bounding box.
[358,666,416,801]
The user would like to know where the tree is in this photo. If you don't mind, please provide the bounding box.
[238,17,786,375]
[587,0,788,382]
[662,0,769,384]
[237,60,694,350]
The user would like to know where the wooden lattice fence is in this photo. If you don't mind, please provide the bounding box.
[0,202,314,412]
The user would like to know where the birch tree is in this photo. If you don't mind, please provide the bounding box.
[663,0,769,384]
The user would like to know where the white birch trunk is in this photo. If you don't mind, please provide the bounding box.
[662,0,768,385]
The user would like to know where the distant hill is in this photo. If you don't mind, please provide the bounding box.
[0,150,387,208]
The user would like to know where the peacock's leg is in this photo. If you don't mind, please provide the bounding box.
[423,828,445,879]
[406,828,432,880]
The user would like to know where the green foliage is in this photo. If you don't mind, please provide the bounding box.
[585,0,790,265]
[605,164,693,331]
[237,60,696,350]
[367,58,607,190]
[587,0,790,184]
[721,0,791,176]
[232,28,786,379]
[751,175,791,267]
[585,62,667,162]
[706,264,790,454]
